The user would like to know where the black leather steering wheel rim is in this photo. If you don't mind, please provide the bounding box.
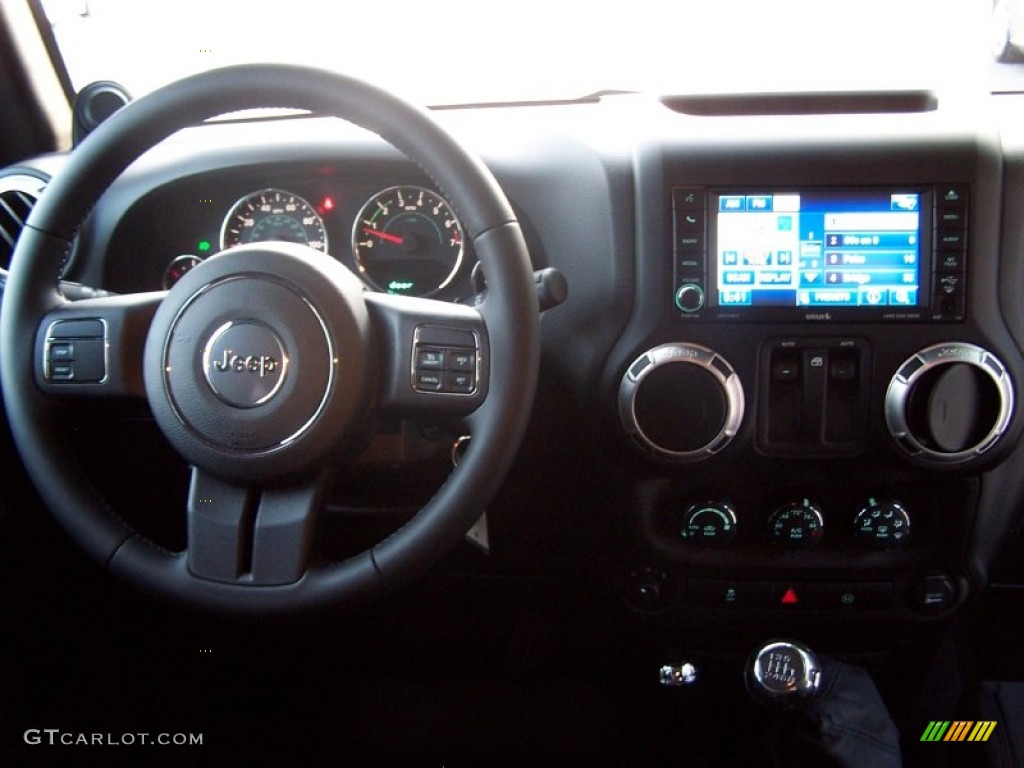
[0,64,539,614]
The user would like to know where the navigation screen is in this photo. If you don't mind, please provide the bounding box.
[712,189,925,309]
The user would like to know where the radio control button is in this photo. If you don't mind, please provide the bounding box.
[937,231,966,250]
[938,252,965,272]
[936,185,967,206]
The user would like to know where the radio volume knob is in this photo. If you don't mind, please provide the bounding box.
[675,283,705,313]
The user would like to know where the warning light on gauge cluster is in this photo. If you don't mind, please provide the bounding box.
[318,196,336,214]
[197,239,212,253]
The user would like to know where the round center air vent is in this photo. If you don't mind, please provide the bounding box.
[619,343,745,461]
[885,342,1014,464]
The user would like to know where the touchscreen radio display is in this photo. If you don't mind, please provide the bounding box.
[711,189,927,310]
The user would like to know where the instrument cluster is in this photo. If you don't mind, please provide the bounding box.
[102,173,473,301]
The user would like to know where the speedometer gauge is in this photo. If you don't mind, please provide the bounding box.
[352,185,464,296]
[220,188,328,253]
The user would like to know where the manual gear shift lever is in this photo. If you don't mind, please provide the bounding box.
[745,639,822,710]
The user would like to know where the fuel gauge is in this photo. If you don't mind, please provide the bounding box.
[163,254,203,289]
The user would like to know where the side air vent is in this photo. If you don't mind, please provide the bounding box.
[0,173,48,272]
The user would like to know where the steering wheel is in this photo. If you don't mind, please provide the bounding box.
[0,65,539,614]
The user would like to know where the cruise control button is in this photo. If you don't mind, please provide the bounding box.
[445,371,475,394]
[416,348,446,370]
[448,350,476,371]
[415,371,444,391]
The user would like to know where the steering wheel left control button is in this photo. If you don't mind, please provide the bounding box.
[43,319,107,383]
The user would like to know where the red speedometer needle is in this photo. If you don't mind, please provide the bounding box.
[362,228,404,245]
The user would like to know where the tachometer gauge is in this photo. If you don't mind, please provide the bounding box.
[352,185,464,296]
[220,188,328,253]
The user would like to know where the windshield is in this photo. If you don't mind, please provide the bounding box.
[38,0,1021,105]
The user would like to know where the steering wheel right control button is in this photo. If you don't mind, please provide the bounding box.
[885,342,1014,465]
[854,497,911,549]
[412,325,479,395]
[680,499,737,547]
[769,499,824,549]
[619,343,744,461]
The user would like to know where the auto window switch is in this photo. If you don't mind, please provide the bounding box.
[829,356,857,381]
[771,354,800,382]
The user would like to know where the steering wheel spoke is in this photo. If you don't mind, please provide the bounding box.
[35,291,164,399]
[187,466,325,586]
[364,291,489,418]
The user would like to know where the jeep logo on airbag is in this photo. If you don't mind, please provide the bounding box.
[213,350,279,377]
[202,321,288,408]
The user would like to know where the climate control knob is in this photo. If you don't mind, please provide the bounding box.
[681,500,738,547]
[769,499,824,549]
[854,498,910,549]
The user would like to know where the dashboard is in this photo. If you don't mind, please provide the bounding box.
[7,90,1024,653]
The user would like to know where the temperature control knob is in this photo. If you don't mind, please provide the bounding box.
[769,499,824,549]
[681,500,737,547]
[854,498,911,549]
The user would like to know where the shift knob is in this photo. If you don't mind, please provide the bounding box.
[745,640,822,710]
